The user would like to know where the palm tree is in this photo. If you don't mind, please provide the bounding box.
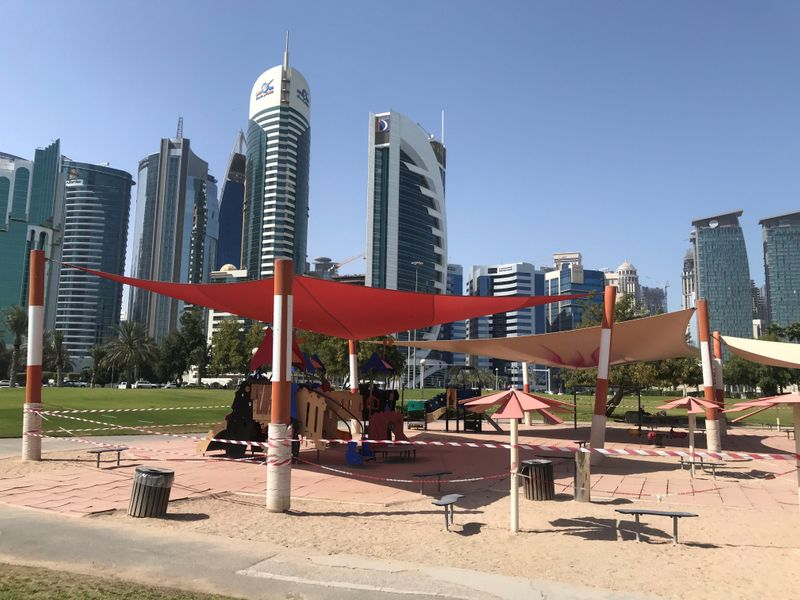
[3,306,27,388]
[89,344,106,388]
[101,322,156,386]
[50,330,72,386]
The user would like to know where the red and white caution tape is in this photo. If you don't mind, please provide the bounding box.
[26,405,229,414]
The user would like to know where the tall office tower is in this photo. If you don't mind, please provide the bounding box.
[129,134,219,342]
[465,263,543,387]
[216,131,246,269]
[760,211,800,327]
[691,211,752,345]
[750,281,768,322]
[614,260,641,304]
[641,286,667,315]
[365,109,447,385]
[544,252,604,332]
[242,36,311,278]
[441,264,466,367]
[0,140,63,337]
[681,249,698,342]
[55,160,133,366]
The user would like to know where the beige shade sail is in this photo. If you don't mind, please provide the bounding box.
[396,309,697,369]
[721,336,800,369]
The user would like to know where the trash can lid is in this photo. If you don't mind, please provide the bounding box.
[522,459,552,466]
[135,466,175,476]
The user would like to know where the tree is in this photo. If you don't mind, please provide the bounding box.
[155,331,188,384]
[210,318,247,375]
[3,306,27,387]
[101,322,156,385]
[89,344,108,388]
[46,330,72,386]
[180,307,209,384]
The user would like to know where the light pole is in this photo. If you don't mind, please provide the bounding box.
[419,358,426,392]
[410,260,423,389]
[494,368,499,390]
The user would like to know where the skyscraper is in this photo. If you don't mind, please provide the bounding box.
[466,262,544,386]
[441,264,466,367]
[760,211,800,327]
[690,211,752,341]
[641,286,667,315]
[55,160,133,365]
[216,131,246,270]
[544,252,604,332]
[129,134,219,342]
[242,36,311,278]
[614,260,641,304]
[0,140,63,337]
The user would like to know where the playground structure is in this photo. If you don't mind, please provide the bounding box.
[198,379,407,458]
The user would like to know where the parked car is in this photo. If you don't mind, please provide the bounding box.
[118,381,129,389]
[0,380,10,388]
[132,380,158,389]
[162,382,178,389]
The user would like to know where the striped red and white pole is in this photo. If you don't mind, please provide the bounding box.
[266,258,293,512]
[22,249,45,461]
[522,362,532,425]
[589,285,617,462]
[348,340,359,394]
[713,330,727,440]
[697,300,721,452]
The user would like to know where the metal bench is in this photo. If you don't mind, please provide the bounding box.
[412,470,452,494]
[431,493,464,532]
[87,447,127,468]
[615,508,698,544]
[678,457,725,479]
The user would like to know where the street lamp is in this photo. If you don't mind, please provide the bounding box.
[495,368,499,390]
[419,358,426,392]
[410,260,423,388]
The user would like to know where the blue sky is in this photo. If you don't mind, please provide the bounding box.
[2,1,799,310]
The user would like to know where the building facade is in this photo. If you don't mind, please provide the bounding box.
[216,131,246,270]
[242,40,311,278]
[129,136,219,342]
[641,286,667,315]
[690,211,752,342]
[760,211,800,327]
[55,160,133,365]
[614,260,641,304]
[466,262,544,386]
[0,141,63,338]
[441,264,466,367]
[544,252,604,332]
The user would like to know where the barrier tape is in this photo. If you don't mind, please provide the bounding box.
[35,410,800,463]
[43,422,219,434]
[26,405,229,414]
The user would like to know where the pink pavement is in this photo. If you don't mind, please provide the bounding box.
[0,422,796,517]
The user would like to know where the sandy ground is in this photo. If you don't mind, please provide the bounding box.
[94,484,799,600]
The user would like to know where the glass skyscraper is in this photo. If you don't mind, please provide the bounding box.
[242,38,310,278]
[0,140,63,337]
[544,253,604,332]
[216,131,246,269]
[760,211,800,327]
[129,136,219,342]
[691,210,752,340]
[55,160,133,365]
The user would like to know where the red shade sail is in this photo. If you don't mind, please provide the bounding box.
[725,392,800,412]
[58,262,586,340]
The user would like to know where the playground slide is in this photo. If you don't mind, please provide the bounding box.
[426,406,447,422]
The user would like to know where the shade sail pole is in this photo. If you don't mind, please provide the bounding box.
[713,331,727,441]
[590,286,616,464]
[697,300,721,453]
[522,362,532,425]
[688,414,696,478]
[794,404,800,511]
[348,340,359,394]
[22,249,45,461]
[510,417,519,533]
[267,259,293,512]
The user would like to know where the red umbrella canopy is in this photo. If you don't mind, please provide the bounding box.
[656,396,719,415]
[725,392,800,413]
[462,389,567,421]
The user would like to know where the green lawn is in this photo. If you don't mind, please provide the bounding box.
[400,388,793,427]
[0,562,241,599]
[0,387,232,439]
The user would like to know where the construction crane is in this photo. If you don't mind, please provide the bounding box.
[311,253,365,278]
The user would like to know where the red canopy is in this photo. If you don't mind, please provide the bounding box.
[462,389,571,423]
[656,396,719,415]
[59,262,586,340]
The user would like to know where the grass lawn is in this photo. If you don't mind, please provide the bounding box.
[0,387,232,439]
[0,562,240,599]
[400,388,793,427]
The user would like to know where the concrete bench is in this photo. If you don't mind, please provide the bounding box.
[87,447,127,468]
[431,493,464,532]
[615,508,698,544]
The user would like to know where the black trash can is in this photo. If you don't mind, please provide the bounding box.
[520,459,555,501]
[128,466,174,518]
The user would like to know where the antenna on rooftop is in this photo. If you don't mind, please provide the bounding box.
[283,31,289,71]
[441,109,445,145]
[176,116,184,140]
